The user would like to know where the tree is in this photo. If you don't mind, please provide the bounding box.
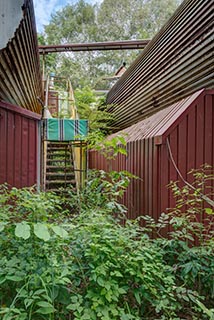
[40,0,182,89]
[37,34,58,76]
[75,86,112,132]
[44,0,97,44]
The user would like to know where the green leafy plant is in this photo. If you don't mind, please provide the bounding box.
[0,164,214,319]
[64,169,135,214]
[142,165,214,316]
[75,86,113,132]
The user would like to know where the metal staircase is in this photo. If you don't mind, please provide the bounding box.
[42,74,88,193]
[45,142,76,192]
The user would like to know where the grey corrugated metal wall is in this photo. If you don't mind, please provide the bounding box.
[0,0,43,114]
[107,0,214,130]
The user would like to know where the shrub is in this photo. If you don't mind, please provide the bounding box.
[0,165,214,319]
[0,183,180,319]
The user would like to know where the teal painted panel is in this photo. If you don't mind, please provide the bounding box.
[47,119,59,140]
[44,119,88,141]
[79,120,88,137]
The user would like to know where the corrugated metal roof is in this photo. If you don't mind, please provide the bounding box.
[0,0,43,114]
[108,90,204,142]
[107,0,214,130]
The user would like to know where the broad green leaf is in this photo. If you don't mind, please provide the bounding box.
[24,298,34,308]
[195,299,214,319]
[36,301,54,308]
[34,289,46,296]
[67,304,77,311]
[0,223,5,232]
[118,147,127,155]
[15,222,31,240]
[34,223,50,241]
[16,313,28,320]
[51,225,68,238]
[6,275,23,282]
[134,290,141,304]
[205,208,214,215]
[97,277,105,287]
[118,287,126,294]
[36,307,55,314]
[0,308,10,314]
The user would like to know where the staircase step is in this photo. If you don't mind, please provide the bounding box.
[47,153,70,157]
[47,146,69,150]
[47,188,76,193]
[47,143,69,148]
[47,148,69,152]
[46,180,76,184]
[44,141,76,192]
[47,151,70,157]
[46,165,74,169]
[46,159,69,163]
[46,172,75,177]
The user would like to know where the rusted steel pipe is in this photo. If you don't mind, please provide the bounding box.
[38,40,150,54]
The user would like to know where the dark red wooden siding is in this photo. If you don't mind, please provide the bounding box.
[0,101,41,188]
[89,90,214,220]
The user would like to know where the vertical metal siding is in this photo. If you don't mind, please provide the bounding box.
[186,107,196,179]
[89,90,214,221]
[0,101,41,188]
[0,0,43,113]
[204,94,213,166]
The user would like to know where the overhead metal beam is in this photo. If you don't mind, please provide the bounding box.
[38,40,150,54]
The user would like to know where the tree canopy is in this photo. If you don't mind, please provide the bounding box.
[39,0,182,89]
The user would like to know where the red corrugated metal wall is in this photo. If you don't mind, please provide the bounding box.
[89,90,214,220]
[0,101,41,188]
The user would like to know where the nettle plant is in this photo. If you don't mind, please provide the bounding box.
[0,184,181,320]
[142,165,214,318]
[143,165,214,244]
[0,161,214,319]
[65,169,136,215]
[86,130,127,160]
[0,186,72,320]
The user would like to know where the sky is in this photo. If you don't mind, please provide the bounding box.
[34,0,99,33]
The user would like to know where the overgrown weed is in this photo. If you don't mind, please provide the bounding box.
[0,166,213,319]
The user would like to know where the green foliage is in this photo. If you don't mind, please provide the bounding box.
[65,169,135,214]
[41,0,182,89]
[37,34,58,75]
[64,210,181,320]
[0,184,62,223]
[97,0,182,40]
[142,165,214,318]
[75,86,113,131]
[0,188,180,319]
[0,165,213,319]
[86,130,127,159]
[168,165,214,245]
